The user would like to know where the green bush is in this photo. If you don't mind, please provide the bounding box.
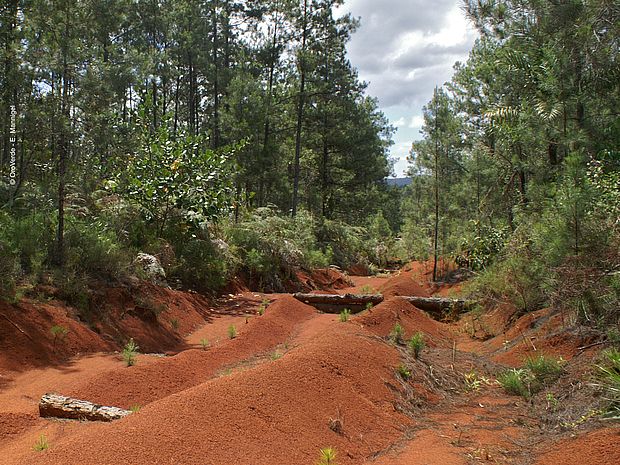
[390,323,404,344]
[598,348,620,419]
[497,369,530,397]
[64,218,130,280]
[525,355,563,383]
[339,309,351,322]
[408,332,425,359]
[122,338,139,367]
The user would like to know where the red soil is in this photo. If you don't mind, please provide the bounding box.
[10,312,412,465]
[0,262,615,465]
[64,295,316,408]
[356,297,452,345]
[0,299,111,376]
[379,271,431,298]
[534,427,620,465]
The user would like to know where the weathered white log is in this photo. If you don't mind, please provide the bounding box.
[39,393,131,422]
[293,293,384,313]
[293,292,471,315]
[399,296,472,314]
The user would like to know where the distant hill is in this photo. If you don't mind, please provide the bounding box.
[386,177,412,187]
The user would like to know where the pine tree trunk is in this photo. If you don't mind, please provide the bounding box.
[291,0,308,218]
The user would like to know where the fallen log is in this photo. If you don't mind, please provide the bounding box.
[293,292,472,316]
[399,296,472,315]
[39,393,131,422]
[293,293,384,313]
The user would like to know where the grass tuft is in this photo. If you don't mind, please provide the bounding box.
[228,324,237,339]
[317,447,337,465]
[339,308,351,322]
[33,434,49,452]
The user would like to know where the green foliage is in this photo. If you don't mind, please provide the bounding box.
[115,103,237,233]
[170,318,179,331]
[498,355,563,397]
[455,223,508,270]
[317,447,338,465]
[390,323,404,344]
[497,369,530,397]
[200,338,209,350]
[122,338,139,367]
[525,355,563,384]
[50,325,68,347]
[339,309,351,323]
[407,333,425,359]
[397,363,412,380]
[33,434,49,452]
[597,349,620,419]
[129,404,141,413]
[227,325,237,340]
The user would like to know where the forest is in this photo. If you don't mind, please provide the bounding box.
[0,0,618,326]
[0,1,620,464]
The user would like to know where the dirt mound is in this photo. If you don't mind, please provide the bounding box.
[356,297,451,344]
[66,296,317,408]
[533,428,620,465]
[0,300,112,376]
[295,267,353,293]
[379,270,431,298]
[16,322,411,465]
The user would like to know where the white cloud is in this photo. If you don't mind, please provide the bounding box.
[409,115,424,129]
[337,0,478,176]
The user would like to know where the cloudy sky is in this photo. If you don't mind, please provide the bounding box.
[336,0,478,176]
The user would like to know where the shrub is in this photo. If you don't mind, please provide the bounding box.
[597,348,620,419]
[200,338,209,350]
[50,325,69,348]
[129,404,141,413]
[408,332,425,359]
[122,338,139,367]
[497,369,530,397]
[170,318,179,331]
[228,325,237,339]
[390,323,404,344]
[339,309,351,322]
[525,355,563,384]
[64,218,130,280]
[397,363,411,380]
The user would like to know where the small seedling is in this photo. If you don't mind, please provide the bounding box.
[359,285,376,295]
[408,332,424,359]
[339,308,351,322]
[200,338,209,350]
[464,370,490,392]
[122,338,139,367]
[50,325,68,349]
[317,447,337,465]
[365,302,374,311]
[390,322,404,344]
[545,392,559,412]
[170,318,179,330]
[228,324,237,339]
[33,434,48,452]
[397,363,411,380]
[270,350,282,361]
[129,404,141,413]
